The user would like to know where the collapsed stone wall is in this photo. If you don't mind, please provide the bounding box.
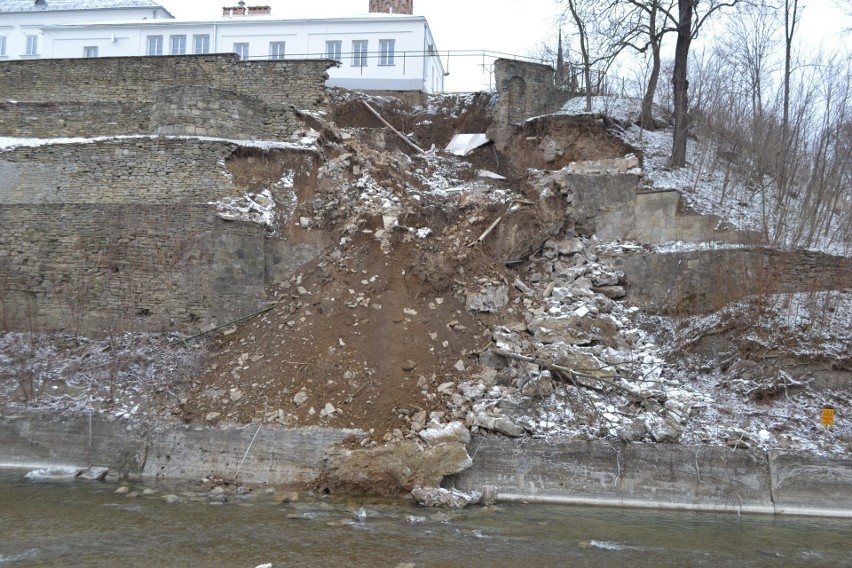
[0,54,333,108]
[0,138,319,334]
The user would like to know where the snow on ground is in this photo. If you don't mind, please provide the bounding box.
[0,332,206,421]
[0,134,319,153]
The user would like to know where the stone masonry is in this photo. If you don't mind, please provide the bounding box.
[0,55,331,335]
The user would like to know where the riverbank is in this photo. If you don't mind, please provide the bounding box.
[3,409,850,518]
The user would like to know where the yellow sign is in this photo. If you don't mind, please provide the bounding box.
[821,406,835,427]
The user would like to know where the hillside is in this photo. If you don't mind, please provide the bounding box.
[1,88,850,495]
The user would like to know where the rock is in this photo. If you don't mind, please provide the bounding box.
[230,389,243,402]
[437,382,455,395]
[114,486,130,495]
[537,344,616,380]
[593,285,626,299]
[293,391,309,406]
[557,238,585,256]
[466,285,509,313]
[205,412,221,422]
[419,421,471,446]
[163,494,181,504]
[475,414,525,437]
[320,440,472,495]
[521,372,555,397]
[411,486,482,509]
[402,359,417,372]
[319,402,337,418]
[78,466,109,481]
[459,381,485,400]
[528,315,593,345]
[492,417,526,437]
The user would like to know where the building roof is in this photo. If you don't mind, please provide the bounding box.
[0,0,170,14]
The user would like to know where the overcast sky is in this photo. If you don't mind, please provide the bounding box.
[157,0,850,92]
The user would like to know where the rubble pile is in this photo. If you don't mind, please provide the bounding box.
[2,91,849,498]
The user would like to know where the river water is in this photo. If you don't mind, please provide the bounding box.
[1,471,850,568]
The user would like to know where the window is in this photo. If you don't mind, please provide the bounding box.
[83,46,98,58]
[147,35,163,56]
[25,35,38,56]
[170,35,186,55]
[234,43,249,60]
[379,39,395,66]
[0,36,6,57]
[325,40,341,61]
[269,41,285,60]
[193,34,210,54]
[352,40,368,67]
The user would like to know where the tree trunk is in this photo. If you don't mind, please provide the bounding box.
[567,0,593,112]
[671,0,694,168]
[641,42,661,130]
[640,7,661,130]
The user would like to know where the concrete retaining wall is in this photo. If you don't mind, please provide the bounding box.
[0,410,356,485]
[446,435,852,517]
[2,411,850,516]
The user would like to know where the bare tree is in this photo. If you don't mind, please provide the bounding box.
[560,0,626,111]
[616,1,678,129]
[671,0,751,167]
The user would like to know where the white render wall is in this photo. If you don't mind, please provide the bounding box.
[0,7,171,61]
[3,15,445,93]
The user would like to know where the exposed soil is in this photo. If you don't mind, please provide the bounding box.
[2,91,848,497]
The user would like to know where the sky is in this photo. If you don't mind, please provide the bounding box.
[157,0,850,92]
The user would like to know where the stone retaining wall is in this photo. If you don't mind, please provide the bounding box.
[0,139,320,333]
[0,54,333,108]
[617,248,852,314]
[0,204,267,333]
[0,138,237,204]
[151,85,298,140]
[0,101,150,138]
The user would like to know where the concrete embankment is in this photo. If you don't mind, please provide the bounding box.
[2,410,850,517]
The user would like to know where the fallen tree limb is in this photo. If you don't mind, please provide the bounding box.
[467,216,502,247]
[492,348,653,402]
[361,100,425,154]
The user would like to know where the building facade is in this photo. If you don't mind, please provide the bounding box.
[0,0,444,93]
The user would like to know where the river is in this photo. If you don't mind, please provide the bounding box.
[0,470,850,567]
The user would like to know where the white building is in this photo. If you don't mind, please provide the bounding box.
[0,0,445,93]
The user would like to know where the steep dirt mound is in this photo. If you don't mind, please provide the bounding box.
[496,115,639,175]
[182,232,488,443]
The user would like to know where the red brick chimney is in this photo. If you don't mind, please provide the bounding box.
[222,1,271,16]
[368,0,413,14]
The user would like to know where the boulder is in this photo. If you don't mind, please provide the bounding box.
[411,486,482,509]
[466,285,509,313]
